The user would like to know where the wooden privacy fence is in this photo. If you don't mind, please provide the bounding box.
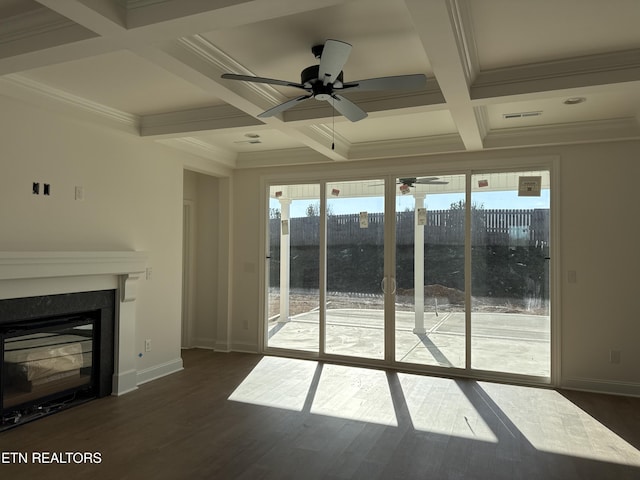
[270,209,549,247]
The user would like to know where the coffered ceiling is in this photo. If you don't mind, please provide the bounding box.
[1,0,639,172]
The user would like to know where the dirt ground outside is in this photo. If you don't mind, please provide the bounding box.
[268,288,549,320]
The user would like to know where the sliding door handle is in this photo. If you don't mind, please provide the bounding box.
[381,277,396,295]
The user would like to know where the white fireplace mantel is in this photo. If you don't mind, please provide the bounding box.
[0,251,147,280]
[0,251,148,395]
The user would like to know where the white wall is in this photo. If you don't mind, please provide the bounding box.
[183,170,220,349]
[229,141,640,396]
[0,93,187,384]
[558,141,640,395]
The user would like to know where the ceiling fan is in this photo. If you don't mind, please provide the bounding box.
[398,177,449,187]
[221,39,427,122]
[396,177,449,195]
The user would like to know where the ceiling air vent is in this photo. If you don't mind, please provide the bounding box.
[503,111,542,119]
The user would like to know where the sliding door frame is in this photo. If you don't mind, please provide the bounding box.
[258,155,560,388]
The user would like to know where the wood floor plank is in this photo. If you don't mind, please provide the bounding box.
[0,349,638,479]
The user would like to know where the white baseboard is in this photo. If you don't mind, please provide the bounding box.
[112,369,138,396]
[214,340,231,352]
[192,337,216,349]
[230,341,259,354]
[562,376,640,397]
[136,357,184,386]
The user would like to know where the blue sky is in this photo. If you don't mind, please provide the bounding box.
[273,190,550,218]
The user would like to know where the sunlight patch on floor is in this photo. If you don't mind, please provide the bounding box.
[398,373,499,442]
[228,356,318,411]
[310,364,398,426]
[479,382,640,467]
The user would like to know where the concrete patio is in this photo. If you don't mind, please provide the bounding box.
[267,308,550,377]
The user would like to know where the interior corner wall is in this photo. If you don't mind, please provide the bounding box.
[183,169,222,349]
[557,141,640,396]
[229,140,640,396]
[0,93,186,386]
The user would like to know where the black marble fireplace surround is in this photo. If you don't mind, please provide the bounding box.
[0,290,115,428]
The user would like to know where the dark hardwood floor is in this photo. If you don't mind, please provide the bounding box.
[1,349,639,479]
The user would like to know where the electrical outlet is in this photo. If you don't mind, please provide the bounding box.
[145,339,151,352]
[146,267,152,280]
[75,186,84,201]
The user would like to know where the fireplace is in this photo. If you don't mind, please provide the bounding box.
[0,290,115,428]
[0,251,147,428]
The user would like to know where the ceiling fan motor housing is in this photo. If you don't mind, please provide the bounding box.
[301,65,344,100]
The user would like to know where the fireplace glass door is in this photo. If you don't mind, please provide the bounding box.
[2,317,95,412]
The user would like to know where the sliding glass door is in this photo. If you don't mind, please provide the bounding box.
[267,184,320,353]
[325,180,386,360]
[470,171,551,377]
[265,168,552,382]
[394,174,466,368]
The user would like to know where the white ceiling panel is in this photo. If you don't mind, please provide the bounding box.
[22,50,223,115]
[194,128,305,153]
[335,110,457,144]
[470,0,640,70]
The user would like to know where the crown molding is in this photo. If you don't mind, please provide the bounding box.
[473,105,489,141]
[0,7,97,60]
[447,0,479,85]
[349,133,465,161]
[0,8,78,45]
[236,147,332,169]
[473,49,640,100]
[484,117,640,149]
[160,137,237,168]
[125,0,170,9]
[140,104,263,137]
[307,124,349,157]
[0,74,139,133]
[176,34,282,106]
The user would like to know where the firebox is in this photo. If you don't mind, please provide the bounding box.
[0,290,115,430]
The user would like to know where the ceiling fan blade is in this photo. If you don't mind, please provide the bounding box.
[415,177,449,185]
[341,73,426,91]
[257,95,312,118]
[319,39,352,86]
[221,73,306,90]
[330,94,367,122]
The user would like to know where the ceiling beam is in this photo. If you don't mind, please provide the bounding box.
[472,49,640,101]
[34,0,127,35]
[404,0,485,151]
